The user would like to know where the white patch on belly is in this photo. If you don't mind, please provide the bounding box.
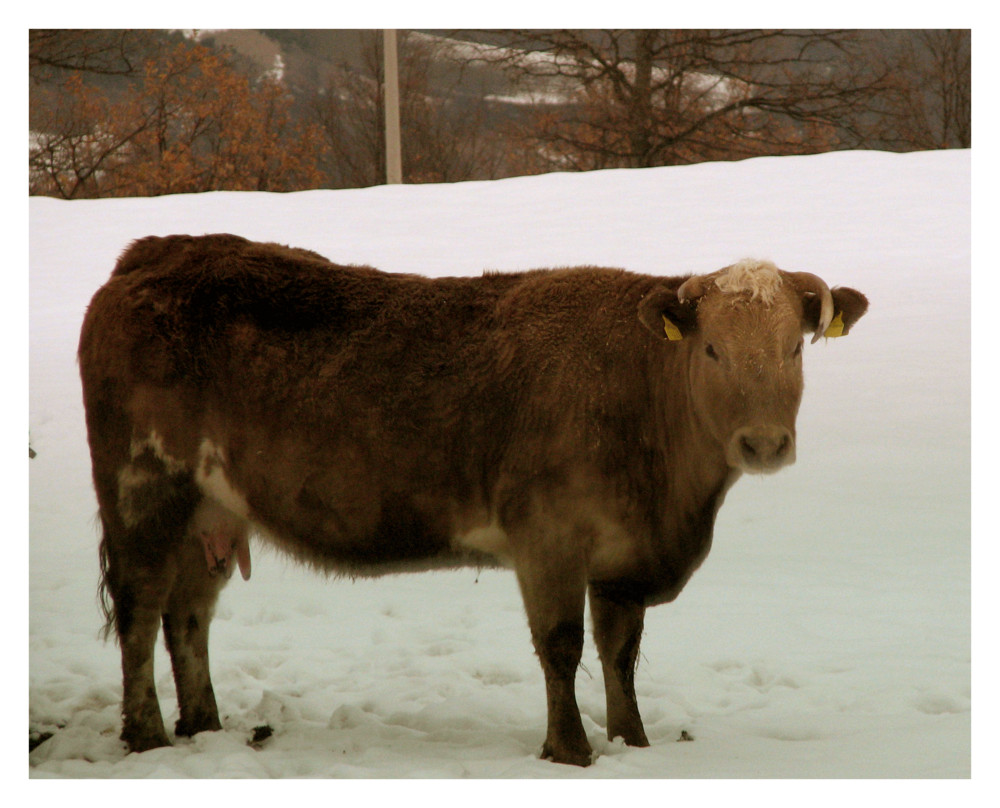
[455,521,511,560]
[583,517,640,581]
[194,439,252,521]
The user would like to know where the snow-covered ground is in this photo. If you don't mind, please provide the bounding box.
[29,150,972,784]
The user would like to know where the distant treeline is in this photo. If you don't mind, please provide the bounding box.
[29,29,970,198]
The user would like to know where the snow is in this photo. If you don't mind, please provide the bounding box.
[28,150,973,788]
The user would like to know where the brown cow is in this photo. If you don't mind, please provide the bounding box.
[78,234,868,766]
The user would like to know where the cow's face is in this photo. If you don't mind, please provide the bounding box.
[687,278,805,473]
[639,260,868,474]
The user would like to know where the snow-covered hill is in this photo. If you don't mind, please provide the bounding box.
[29,149,971,782]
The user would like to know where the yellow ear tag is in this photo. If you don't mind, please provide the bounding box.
[824,312,845,338]
[661,314,684,341]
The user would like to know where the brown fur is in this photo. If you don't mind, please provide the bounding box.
[78,234,868,765]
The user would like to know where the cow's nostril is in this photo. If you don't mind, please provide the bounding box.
[735,429,794,469]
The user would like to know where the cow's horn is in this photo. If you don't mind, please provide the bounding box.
[790,271,834,344]
[677,274,710,303]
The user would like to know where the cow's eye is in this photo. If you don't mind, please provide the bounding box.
[705,343,719,361]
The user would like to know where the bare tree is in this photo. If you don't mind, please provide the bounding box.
[307,34,385,188]
[826,30,971,153]
[928,30,972,148]
[891,30,969,149]
[29,30,167,79]
[307,31,508,188]
[467,29,892,170]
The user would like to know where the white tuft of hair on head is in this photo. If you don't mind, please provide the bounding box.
[713,258,783,305]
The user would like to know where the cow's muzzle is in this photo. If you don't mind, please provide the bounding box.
[728,425,795,473]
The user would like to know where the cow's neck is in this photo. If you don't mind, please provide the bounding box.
[637,342,738,603]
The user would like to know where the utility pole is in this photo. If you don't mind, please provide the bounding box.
[383,29,403,184]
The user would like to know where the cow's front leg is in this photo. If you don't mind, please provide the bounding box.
[514,559,591,766]
[589,587,649,747]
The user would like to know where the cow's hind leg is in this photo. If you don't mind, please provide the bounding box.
[113,544,176,753]
[161,509,232,739]
[589,587,649,747]
[98,453,201,752]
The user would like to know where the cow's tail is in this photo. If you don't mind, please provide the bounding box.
[97,525,117,642]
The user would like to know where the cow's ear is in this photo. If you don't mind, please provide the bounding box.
[638,286,698,341]
[802,286,869,338]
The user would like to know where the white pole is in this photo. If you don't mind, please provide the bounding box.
[383,29,403,185]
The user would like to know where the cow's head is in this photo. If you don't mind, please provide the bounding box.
[638,259,868,474]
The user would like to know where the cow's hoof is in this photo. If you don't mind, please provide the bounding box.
[175,713,222,738]
[541,740,594,767]
[122,728,172,754]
